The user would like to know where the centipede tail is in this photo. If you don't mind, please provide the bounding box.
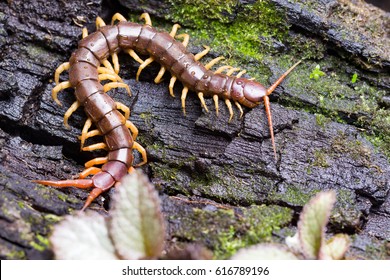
[36,13,300,209]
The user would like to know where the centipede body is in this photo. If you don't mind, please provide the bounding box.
[34,13,301,210]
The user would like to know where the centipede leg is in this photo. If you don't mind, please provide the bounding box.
[98,73,122,82]
[52,81,72,106]
[214,65,232,74]
[181,86,189,115]
[80,118,93,149]
[82,142,107,152]
[115,101,130,120]
[79,167,101,179]
[98,67,123,82]
[111,13,127,25]
[205,56,224,70]
[140,13,152,26]
[235,102,244,118]
[102,59,115,73]
[33,179,93,189]
[169,76,177,97]
[176,33,189,47]
[84,157,108,168]
[82,28,88,39]
[128,49,144,64]
[154,23,182,84]
[111,52,120,74]
[54,62,70,85]
[263,95,277,160]
[236,70,247,78]
[213,95,219,116]
[197,92,209,112]
[125,120,139,140]
[194,45,210,61]
[63,100,80,129]
[225,99,234,123]
[133,142,147,167]
[136,57,154,81]
[95,16,106,29]
[103,82,131,96]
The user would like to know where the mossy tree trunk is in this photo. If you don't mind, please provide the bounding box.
[0,0,389,259]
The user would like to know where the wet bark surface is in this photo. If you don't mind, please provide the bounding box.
[0,0,389,259]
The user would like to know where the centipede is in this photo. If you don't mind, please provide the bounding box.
[34,13,301,210]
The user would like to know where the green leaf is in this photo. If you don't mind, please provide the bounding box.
[231,244,299,260]
[298,190,336,259]
[309,64,325,81]
[108,170,165,260]
[320,234,350,260]
[50,212,117,260]
[351,73,358,83]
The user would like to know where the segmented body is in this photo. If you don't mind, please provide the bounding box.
[35,13,300,210]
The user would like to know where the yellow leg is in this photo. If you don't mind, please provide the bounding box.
[115,101,130,120]
[54,62,70,85]
[226,67,240,76]
[85,157,108,168]
[140,13,152,26]
[111,13,127,25]
[169,76,177,97]
[98,73,121,82]
[82,142,107,152]
[214,65,232,74]
[205,56,224,70]
[97,67,123,82]
[213,95,219,116]
[63,100,80,129]
[235,102,244,118]
[52,81,72,106]
[103,82,131,96]
[133,142,147,167]
[128,49,144,64]
[126,120,138,140]
[79,167,101,179]
[197,92,209,112]
[170,23,181,36]
[236,70,247,78]
[102,59,115,72]
[176,33,189,47]
[95,17,106,29]
[111,52,120,74]
[154,23,181,84]
[181,86,189,115]
[154,66,166,84]
[136,57,154,81]
[225,99,234,123]
[194,45,210,61]
[80,118,93,149]
[82,27,88,38]
[83,129,101,140]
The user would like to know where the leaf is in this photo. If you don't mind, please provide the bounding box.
[298,190,336,259]
[50,212,117,260]
[231,244,299,260]
[285,232,301,254]
[320,234,350,260]
[108,170,165,260]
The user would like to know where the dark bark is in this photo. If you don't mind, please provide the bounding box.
[0,0,389,259]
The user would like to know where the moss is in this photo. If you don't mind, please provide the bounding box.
[30,234,50,252]
[167,0,288,65]
[5,249,26,260]
[315,113,331,128]
[312,149,330,168]
[269,185,319,206]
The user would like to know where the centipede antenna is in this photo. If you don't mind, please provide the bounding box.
[266,60,302,95]
[263,95,277,160]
